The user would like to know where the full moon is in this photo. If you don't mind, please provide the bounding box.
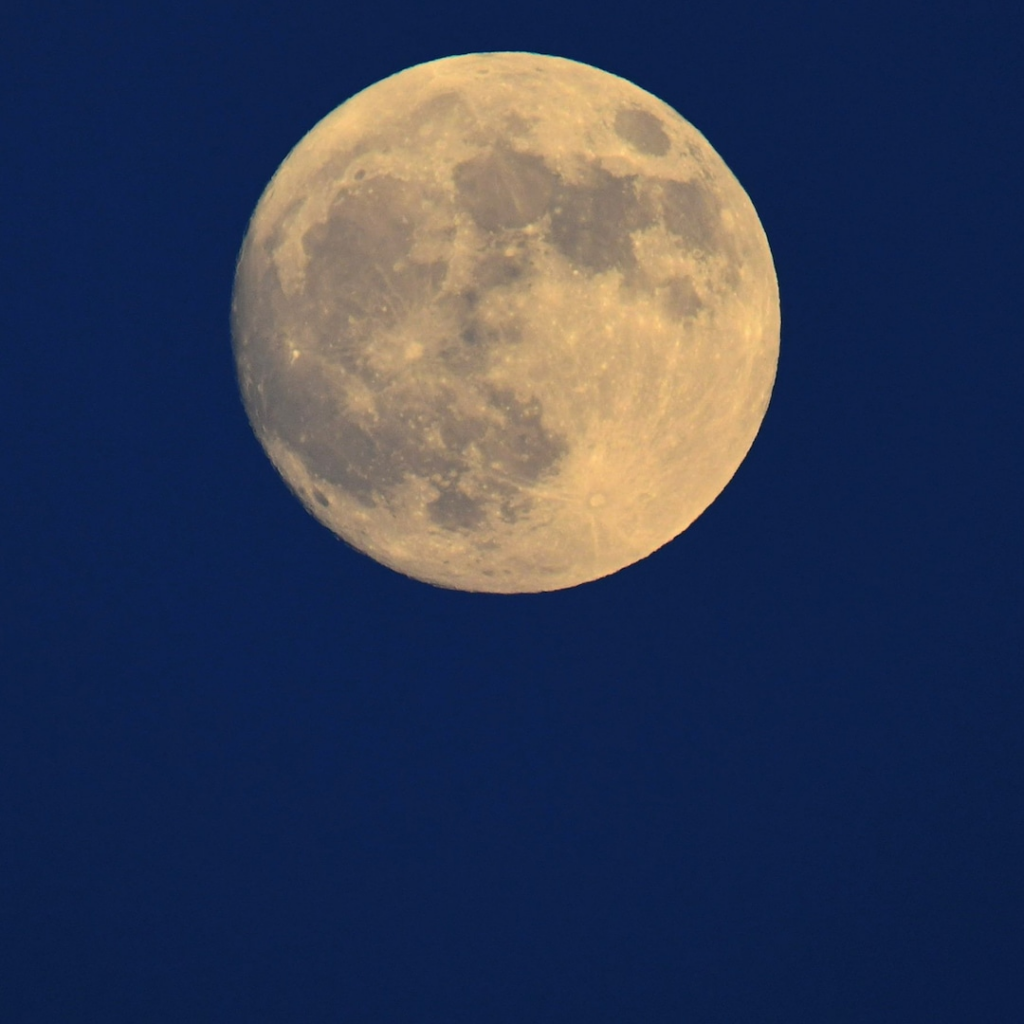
[232,53,780,592]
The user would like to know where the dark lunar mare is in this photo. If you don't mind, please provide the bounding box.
[234,131,734,535]
[234,168,570,531]
[453,146,557,233]
[613,107,671,156]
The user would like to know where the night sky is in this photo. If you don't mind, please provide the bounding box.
[4,2,1022,1022]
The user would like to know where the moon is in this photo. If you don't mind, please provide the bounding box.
[232,53,780,593]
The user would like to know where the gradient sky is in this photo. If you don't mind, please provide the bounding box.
[4,2,1022,1021]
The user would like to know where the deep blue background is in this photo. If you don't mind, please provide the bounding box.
[3,2,1022,1021]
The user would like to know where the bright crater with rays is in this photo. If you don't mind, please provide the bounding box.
[232,53,780,592]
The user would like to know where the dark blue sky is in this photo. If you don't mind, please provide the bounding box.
[4,2,1022,1021]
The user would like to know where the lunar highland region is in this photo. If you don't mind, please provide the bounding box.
[232,53,780,592]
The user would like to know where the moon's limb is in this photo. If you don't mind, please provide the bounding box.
[232,53,780,592]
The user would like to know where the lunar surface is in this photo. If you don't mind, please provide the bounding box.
[232,53,780,592]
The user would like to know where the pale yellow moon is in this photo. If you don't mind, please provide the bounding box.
[232,53,780,593]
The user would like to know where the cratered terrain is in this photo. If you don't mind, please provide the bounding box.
[232,52,780,592]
